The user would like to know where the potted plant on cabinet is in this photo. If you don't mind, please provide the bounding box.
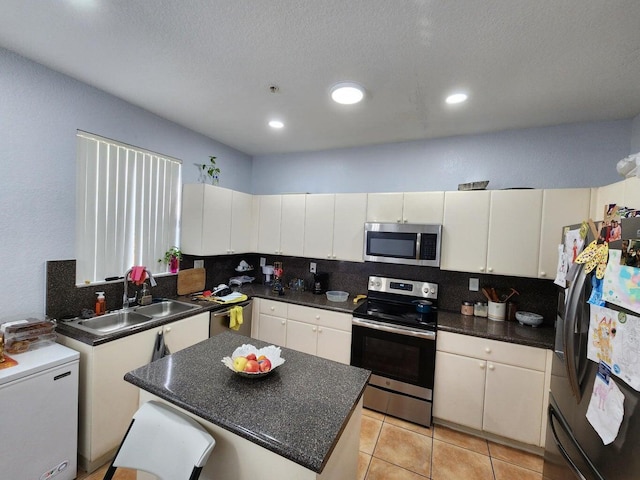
[159,246,182,274]
[195,156,221,185]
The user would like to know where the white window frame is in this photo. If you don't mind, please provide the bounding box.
[75,131,182,285]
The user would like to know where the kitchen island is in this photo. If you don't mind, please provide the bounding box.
[124,331,371,480]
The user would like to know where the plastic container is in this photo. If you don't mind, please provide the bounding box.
[326,291,349,302]
[461,301,474,316]
[95,291,106,316]
[2,319,57,354]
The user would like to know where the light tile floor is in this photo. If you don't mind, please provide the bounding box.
[359,408,544,480]
[78,408,544,480]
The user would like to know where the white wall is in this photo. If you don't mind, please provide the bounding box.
[251,120,631,194]
[0,48,251,321]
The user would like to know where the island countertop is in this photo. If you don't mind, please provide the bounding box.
[124,331,371,474]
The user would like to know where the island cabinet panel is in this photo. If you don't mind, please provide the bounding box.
[433,331,550,447]
[538,188,591,280]
[256,298,288,346]
[366,191,444,224]
[57,311,209,473]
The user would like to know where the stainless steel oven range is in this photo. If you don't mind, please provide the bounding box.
[351,275,438,427]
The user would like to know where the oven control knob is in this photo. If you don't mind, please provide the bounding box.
[370,280,381,288]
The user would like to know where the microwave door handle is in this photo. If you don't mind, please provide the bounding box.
[415,233,421,261]
[564,263,587,401]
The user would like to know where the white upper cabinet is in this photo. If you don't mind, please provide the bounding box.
[181,184,252,256]
[487,189,543,277]
[366,192,444,224]
[538,188,591,279]
[590,180,626,220]
[304,194,335,259]
[441,190,491,273]
[256,195,282,255]
[280,194,306,256]
[333,193,368,262]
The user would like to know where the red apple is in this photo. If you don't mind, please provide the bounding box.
[259,358,272,372]
[244,359,260,373]
[246,353,257,361]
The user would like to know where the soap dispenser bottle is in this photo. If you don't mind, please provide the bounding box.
[95,292,106,316]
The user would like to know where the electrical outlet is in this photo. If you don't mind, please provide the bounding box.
[194,259,204,269]
[310,262,317,273]
[260,257,266,267]
[469,278,479,291]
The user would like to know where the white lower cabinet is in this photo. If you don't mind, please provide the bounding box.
[433,331,551,447]
[57,312,209,473]
[253,298,352,365]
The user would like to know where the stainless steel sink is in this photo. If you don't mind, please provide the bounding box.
[70,310,153,334]
[65,299,200,336]
[134,299,200,318]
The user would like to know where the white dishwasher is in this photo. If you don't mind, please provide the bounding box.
[0,342,79,480]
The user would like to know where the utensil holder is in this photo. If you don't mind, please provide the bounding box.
[488,301,506,321]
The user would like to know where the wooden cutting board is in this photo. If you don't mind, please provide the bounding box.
[177,268,206,295]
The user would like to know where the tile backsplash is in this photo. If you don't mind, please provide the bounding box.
[47,255,558,325]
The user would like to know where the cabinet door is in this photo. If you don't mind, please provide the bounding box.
[441,191,491,273]
[257,195,282,255]
[433,351,486,430]
[229,191,254,254]
[333,193,367,262]
[366,193,404,222]
[181,184,205,254]
[163,312,209,353]
[624,177,640,208]
[286,319,317,356]
[486,189,543,277]
[304,194,335,259]
[92,327,159,461]
[538,188,591,279]
[591,180,626,220]
[257,314,286,347]
[483,362,545,445]
[316,326,351,364]
[402,192,445,224]
[280,194,306,256]
[201,185,233,255]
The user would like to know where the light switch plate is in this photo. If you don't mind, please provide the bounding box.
[310,262,317,273]
[260,257,266,267]
[469,278,479,291]
[194,259,204,269]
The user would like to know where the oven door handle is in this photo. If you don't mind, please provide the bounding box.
[352,318,436,340]
[211,300,252,317]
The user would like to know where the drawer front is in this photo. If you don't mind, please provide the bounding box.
[259,299,288,318]
[437,331,547,371]
[288,304,351,331]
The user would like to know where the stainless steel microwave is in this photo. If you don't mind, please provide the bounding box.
[363,223,442,267]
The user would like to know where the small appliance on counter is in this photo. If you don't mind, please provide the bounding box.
[312,272,329,294]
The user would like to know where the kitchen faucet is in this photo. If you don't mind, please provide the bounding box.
[123,267,157,308]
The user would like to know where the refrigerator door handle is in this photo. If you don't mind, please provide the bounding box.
[564,262,586,401]
[548,404,605,480]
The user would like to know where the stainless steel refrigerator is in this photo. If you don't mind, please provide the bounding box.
[543,218,640,480]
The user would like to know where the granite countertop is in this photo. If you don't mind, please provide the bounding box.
[437,310,555,349]
[239,284,359,314]
[124,331,371,473]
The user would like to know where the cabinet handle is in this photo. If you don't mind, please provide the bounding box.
[281,320,285,325]
[327,254,331,258]
[479,267,485,272]
[479,363,486,369]
[165,327,171,333]
[312,327,317,332]
[487,267,493,272]
[488,364,495,370]
[315,315,320,320]
[403,219,408,223]
[397,218,402,223]
[485,347,491,354]
[318,328,323,333]
[332,255,337,259]
[540,271,546,277]
[270,306,275,311]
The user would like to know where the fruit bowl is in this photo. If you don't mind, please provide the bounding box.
[221,344,285,378]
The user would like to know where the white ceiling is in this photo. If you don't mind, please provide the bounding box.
[1,1,639,156]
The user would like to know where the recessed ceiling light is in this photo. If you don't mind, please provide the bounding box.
[445,93,468,105]
[330,82,365,105]
[268,120,284,129]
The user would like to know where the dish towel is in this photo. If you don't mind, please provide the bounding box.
[229,305,244,331]
[130,265,147,285]
[151,331,170,362]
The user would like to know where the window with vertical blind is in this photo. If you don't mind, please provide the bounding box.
[75,131,182,285]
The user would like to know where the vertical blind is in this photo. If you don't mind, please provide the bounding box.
[75,131,182,285]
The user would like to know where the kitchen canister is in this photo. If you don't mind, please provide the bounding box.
[461,301,474,316]
[488,301,506,321]
[474,301,488,317]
